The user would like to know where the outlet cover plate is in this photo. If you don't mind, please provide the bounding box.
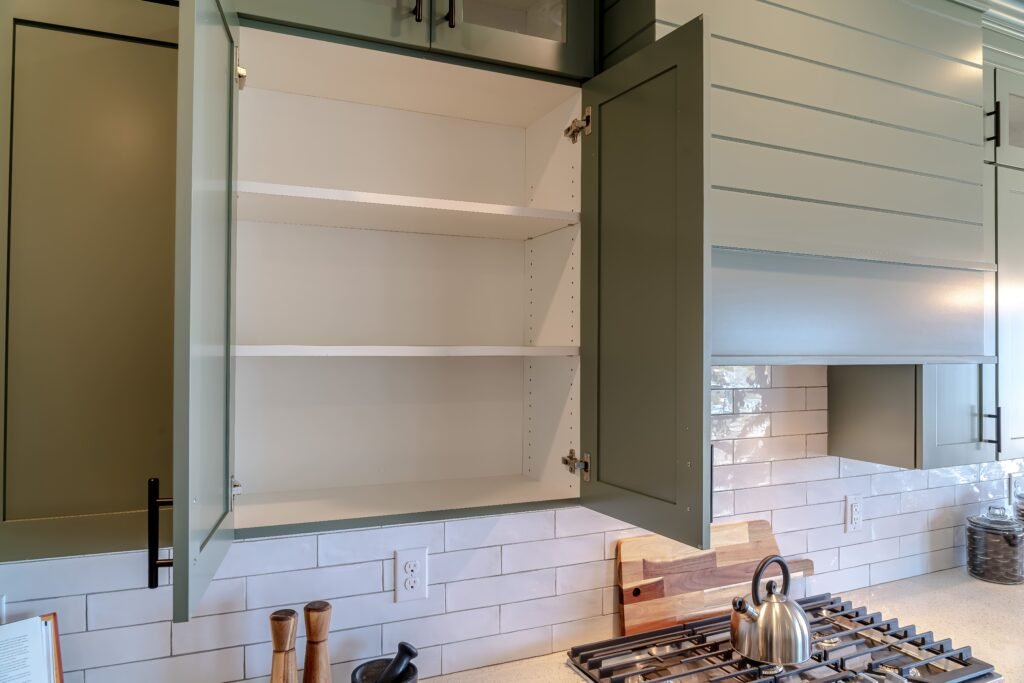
[394,547,428,602]
[846,494,864,532]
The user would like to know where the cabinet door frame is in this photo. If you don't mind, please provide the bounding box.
[917,364,995,469]
[430,0,594,78]
[579,16,711,549]
[0,0,177,562]
[997,165,1024,461]
[173,0,239,622]
[994,66,1024,171]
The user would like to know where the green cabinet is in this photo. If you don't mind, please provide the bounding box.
[238,0,430,49]
[237,0,594,78]
[579,17,711,550]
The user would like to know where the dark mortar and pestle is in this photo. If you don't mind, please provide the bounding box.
[351,641,418,683]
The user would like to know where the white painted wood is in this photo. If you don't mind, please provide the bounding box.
[747,0,983,66]
[997,167,1024,460]
[524,357,579,486]
[712,356,998,366]
[712,249,995,358]
[995,67,1024,170]
[238,26,578,128]
[710,190,993,270]
[710,88,982,184]
[710,37,981,144]
[239,88,528,206]
[526,225,580,346]
[235,221,526,346]
[234,357,526,496]
[236,181,579,240]
[233,345,579,357]
[658,0,982,103]
[525,93,582,213]
[233,475,576,529]
[711,138,983,225]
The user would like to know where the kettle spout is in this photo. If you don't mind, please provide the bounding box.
[732,596,759,621]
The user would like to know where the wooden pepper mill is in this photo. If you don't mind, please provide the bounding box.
[269,609,299,683]
[303,601,333,683]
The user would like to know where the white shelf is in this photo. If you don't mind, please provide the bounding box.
[237,181,580,240]
[235,345,579,358]
[234,475,576,530]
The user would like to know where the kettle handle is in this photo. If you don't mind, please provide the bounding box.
[751,555,790,606]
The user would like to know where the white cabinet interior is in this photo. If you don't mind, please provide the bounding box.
[232,28,583,530]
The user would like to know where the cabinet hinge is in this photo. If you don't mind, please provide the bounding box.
[562,449,591,481]
[230,476,243,510]
[235,46,247,89]
[563,106,592,144]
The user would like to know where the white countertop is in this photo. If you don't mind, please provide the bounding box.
[429,568,1023,681]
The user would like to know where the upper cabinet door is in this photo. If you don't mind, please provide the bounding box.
[173,0,238,622]
[430,0,593,78]
[579,17,711,549]
[237,0,428,48]
[998,166,1024,460]
[995,67,1024,171]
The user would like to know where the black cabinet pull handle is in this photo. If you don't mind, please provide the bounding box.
[412,0,423,22]
[445,0,456,28]
[984,406,1002,454]
[148,477,174,589]
[986,101,1001,148]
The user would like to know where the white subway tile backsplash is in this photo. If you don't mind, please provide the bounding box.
[555,508,632,537]
[771,366,826,388]
[928,464,981,488]
[62,622,169,671]
[382,609,498,651]
[899,528,956,557]
[84,648,243,683]
[330,587,447,630]
[793,548,839,573]
[772,502,843,533]
[806,387,828,410]
[712,366,770,388]
[805,565,870,594]
[445,570,554,612]
[734,388,805,413]
[711,414,771,440]
[955,479,1005,505]
[556,560,615,594]
[441,626,551,674]
[0,552,148,602]
[806,475,871,504]
[714,463,772,491]
[553,615,619,651]
[733,436,805,463]
[861,494,901,520]
[502,535,604,573]
[445,512,554,551]
[216,536,317,579]
[771,411,827,436]
[771,457,839,484]
[602,587,620,615]
[870,547,965,584]
[603,528,649,559]
[713,491,735,517]
[807,524,872,551]
[86,578,244,630]
[246,561,382,609]
[774,531,808,556]
[711,390,733,415]
[871,512,930,540]
[500,590,602,632]
[318,523,443,566]
[840,458,897,477]
[928,503,981,530]
[172,608,279,655]
[712,441,735,465]
[806,434,829,458]
[6,595,86,633]
[871,470,930,495]
[733,483,806,514]
[838,538,900,568]
[901,487,956,513]
[431,547,502,583]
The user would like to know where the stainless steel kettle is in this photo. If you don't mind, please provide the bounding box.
[730,555,811,666]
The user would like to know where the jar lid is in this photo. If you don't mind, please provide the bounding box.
[968,505,1024,532]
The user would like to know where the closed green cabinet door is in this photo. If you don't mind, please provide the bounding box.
[579,17,711,549]
[173,0,238,622]
[430,0,593,78]
[238,0,429,48]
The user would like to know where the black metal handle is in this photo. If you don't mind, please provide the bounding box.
[445,0,456,28]
[411,0,422,22]
[984,406,1002,454]
[751,555,790,606]
[148,477,174,589]
[987,101,1001,148]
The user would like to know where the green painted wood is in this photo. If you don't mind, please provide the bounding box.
[173,0,238,622]
[237,0,429,49]
[0,0,177,562]
[580,17,711,550]
[429,0,594,79]
[601,0,652,56]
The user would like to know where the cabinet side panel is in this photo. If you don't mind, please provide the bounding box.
[828,366,918,469]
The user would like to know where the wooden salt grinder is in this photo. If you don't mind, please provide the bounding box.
[303,601,333,683]
[269,609,299,683]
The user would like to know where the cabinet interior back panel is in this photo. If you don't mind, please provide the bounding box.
[236,221,526,345]
[239,87,527,205]
[234,357,525,496]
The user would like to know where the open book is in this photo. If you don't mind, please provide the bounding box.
[0,613,62,683]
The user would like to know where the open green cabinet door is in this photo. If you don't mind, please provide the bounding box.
[173,0,238,622]
[579,17,711,549]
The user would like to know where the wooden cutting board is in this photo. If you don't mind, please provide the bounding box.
[617,520,814,635]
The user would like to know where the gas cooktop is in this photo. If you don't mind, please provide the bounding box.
[567,594,1001,682]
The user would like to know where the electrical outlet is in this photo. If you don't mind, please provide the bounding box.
[394,547,428,602]
[845,494,864,532]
